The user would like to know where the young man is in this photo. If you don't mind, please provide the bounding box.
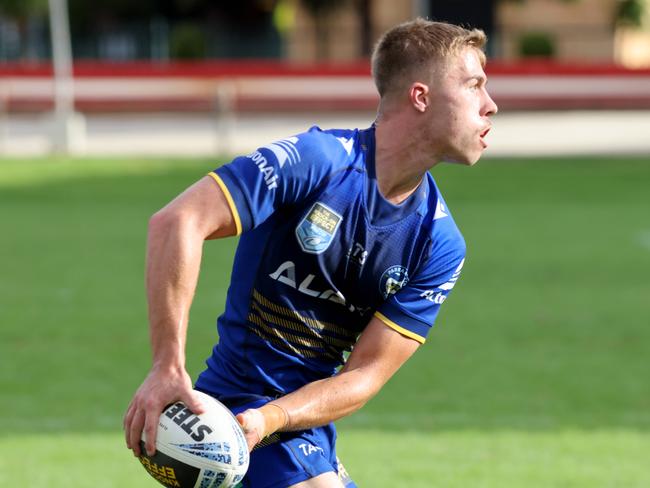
[124,18,497,488]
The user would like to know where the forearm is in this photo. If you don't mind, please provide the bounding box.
[240,320,421,446]
[258,366,380,435]
[146,210,204,369]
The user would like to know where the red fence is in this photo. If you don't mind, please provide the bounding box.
[2,60,650,112]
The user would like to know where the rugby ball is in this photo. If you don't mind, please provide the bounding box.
[138,390,249,488]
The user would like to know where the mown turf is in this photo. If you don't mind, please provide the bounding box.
[1,156,649,487]
[1,430,649,488]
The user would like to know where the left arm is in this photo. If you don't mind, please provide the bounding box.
[237,316,420,450]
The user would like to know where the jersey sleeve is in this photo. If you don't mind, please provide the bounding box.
[374,240,466,344]
[208,128,344,235]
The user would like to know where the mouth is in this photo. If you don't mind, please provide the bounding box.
[479,126,491,148]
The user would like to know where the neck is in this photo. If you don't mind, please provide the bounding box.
[373,109,438,204]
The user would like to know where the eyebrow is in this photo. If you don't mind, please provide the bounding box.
[465,75,488,87]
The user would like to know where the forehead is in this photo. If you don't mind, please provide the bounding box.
[445,47,486,79]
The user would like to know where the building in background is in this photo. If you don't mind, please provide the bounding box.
[285,0,649,66]
[0,0,648,65]
[497,0,650,65]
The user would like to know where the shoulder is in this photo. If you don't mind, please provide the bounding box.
[292,126,360,169]
[423,174,466,259]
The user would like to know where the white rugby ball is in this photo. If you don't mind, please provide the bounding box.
[139,390,249,488]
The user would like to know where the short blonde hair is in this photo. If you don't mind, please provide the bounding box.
[371,18,487,98]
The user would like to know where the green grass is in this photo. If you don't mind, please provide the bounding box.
[1,156,649,487]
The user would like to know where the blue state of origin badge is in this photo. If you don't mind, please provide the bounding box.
[295,202,343,254]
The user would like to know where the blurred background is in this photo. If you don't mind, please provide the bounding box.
[1,0,650,156]
[1,2,649,488]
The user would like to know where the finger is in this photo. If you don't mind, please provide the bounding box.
[128,408,145,457]
[183,391,206,415]
[123,401,133,430]
[123,402,135,446]
[143,407,160,457]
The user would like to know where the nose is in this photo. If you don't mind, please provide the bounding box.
[484,88,498,116]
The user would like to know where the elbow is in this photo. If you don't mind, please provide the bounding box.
[148,208,178,236]
[148,206,197,240]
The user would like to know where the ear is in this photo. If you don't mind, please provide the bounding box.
[409,82,429,113]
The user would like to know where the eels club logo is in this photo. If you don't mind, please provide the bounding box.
[379,265,409,299]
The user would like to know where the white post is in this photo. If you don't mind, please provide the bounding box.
[48,0,85,154]
[215,80,236,156]
[0,86,7,155]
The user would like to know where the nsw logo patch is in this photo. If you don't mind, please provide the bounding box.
[296,202,343,254]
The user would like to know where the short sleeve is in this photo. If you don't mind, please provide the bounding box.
[375,243,466,344]
[209,128,345,235]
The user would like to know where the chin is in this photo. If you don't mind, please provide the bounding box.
[443,153,481,166]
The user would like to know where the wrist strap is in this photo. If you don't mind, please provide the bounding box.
[260,402,290,437]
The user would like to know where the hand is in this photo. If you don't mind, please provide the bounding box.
[123,365,205,457]
[236,403,289,452]
[236,408,266,452]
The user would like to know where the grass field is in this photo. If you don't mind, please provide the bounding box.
[1,156,649,487]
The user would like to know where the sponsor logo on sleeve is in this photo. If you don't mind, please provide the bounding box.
[379,265,409,299]
[261,137,300,168]
[295,202,343,254]
[420,290,447,304]
[437,258,464,291]
[246,137,300,191]
[420,258,465,304]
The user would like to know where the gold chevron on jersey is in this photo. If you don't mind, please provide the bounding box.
[247,314,326,359]
[247,289,357,361]
[251,289,357,341]
[250,301,352,350]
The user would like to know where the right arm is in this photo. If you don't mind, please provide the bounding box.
[123,176,236,457]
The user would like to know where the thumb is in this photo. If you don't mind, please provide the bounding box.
[183,391,206,415]
[236,412,247,429]
[237,410,265,438]
[236,410,263,449]
[236,410,258,431]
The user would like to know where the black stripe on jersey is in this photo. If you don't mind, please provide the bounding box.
[250,301,352,350]
[247,290,358,362]
[251,289,356,341]
[247,314,330,360]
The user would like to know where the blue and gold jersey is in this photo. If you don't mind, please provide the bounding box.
[196,126,466,397]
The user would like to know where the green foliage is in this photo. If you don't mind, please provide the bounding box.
[616,0,645,26]
[518,31,556,58]
[169,22,207,59]
[0,0,48,18]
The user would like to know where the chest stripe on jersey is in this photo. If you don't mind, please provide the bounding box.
[248,314,326,359]
[247,289,357,363]
[250,301,352,349]
[251,290,356,340]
